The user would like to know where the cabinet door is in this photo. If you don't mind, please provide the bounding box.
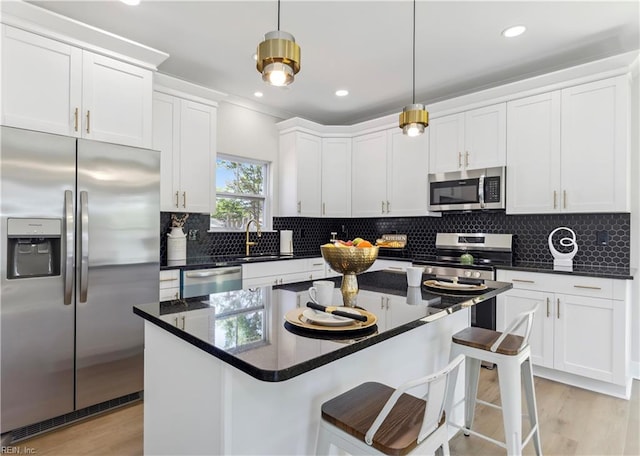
[554,294,625,384]
[386,294,428,327]
[1,25,82,136]
[321,137,351,217]
[496,290,554,368]
[351,131,388,217]
[179,100,217,213]
[356,290,387,330]
[506,92,561,214]
[428,113,464,173]
[296,133,322,217]
[82,52,152,148]
[387,128,429,216]
[560,76,628,213]
[152,92,181,211]
[464,103,506,170]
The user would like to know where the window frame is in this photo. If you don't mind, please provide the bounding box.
[210,153,271,232]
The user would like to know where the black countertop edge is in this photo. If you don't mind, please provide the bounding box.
[133,281,512,382]
[496,263,634,280]
[160,253,320,270]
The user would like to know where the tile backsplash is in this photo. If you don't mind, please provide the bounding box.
[160,211,630,268]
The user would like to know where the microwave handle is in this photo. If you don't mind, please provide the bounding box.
[478,175,485,208]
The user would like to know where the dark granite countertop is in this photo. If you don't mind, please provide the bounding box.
[134,270,512,382]
[496,262,634,280]
[160,252,321,270]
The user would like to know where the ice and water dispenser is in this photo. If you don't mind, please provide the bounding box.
[6,218,61,279]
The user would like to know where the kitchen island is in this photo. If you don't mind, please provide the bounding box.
[134,270,512,455]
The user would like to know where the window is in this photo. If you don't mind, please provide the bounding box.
[211,155,269,231]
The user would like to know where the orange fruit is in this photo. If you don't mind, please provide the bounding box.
[356,240,373,248]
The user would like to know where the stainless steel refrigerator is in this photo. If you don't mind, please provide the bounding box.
[1,126,159,435]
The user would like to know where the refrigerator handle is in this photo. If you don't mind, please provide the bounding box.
[64,190,74,305]
[79,191,89,303]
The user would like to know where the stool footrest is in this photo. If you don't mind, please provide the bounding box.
[448,422,507,449]
[476,398,501,410]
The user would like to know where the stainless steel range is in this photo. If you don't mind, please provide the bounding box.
[413,233,514,330]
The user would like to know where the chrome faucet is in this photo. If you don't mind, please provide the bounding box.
[245,219,262,256]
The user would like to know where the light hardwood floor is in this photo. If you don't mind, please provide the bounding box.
[14,370,640,455]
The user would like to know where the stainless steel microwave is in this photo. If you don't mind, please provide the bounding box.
[428,166,506,211]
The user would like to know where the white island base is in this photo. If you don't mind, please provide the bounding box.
[142,309,469,455]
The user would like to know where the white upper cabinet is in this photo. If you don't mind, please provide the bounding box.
[1,25,152,148]
[351,128,429,217]
[507,76,628,214]
[560,76,628,213]
[429,103,506,173]
[152,92,217,213]
[321,137,351,217]
[351,131,388,217]
[279,131,322,217]
[506,91,562,213]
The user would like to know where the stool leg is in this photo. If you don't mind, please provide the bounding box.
[522,358,542,456]
[497,360,523,456]
[315,421,331,455]
[464,357,481,436]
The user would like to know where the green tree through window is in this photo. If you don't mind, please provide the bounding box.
[212,156,268,230]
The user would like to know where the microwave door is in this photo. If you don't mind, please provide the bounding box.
[431,178,480,208]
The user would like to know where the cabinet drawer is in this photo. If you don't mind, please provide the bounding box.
[242,259,308,279]
[160,287,180,301]
[497,269,615,299]
[307,257,326,272]
[160,269,180,289]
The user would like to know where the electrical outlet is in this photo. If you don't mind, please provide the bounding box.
[596,231,609,246]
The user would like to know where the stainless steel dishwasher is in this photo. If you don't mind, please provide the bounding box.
[182,266,242,298]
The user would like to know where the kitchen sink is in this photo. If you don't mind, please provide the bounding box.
[237,255,282,262]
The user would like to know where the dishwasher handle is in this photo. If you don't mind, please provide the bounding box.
[185,268,241,279]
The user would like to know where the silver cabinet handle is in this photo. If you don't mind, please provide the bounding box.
[322,202,326,215]
[546,297,550,318]
[557,298,560,319]
[381,297,384,309]
[175,191,179,208]
[381,201,385,214]
[309,274,313,280]
[573,285,602,290]
[64,190,74,305]
[79,191,89,303]
[458,152,462,168]
[512,279,535,283]
[386,201,390,213]
[553,190,557,209]
[182,191,187,208]
[386,297,390,310]
[174,317,178,327]
[74,108,79,132]
[312,262,324,267]
[174,291,179,299]
[465,151,469,167]
[181,315,186,330]
[297,201,301,214]
[159,277,178,282]
[86,110,90,134]
[185,269,240,278]
[563,190,567,209]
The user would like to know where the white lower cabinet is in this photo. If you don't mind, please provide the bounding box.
[356,291,425,330]
[242,258,325,288]
[496,270,629,389]
[159,269,180,301]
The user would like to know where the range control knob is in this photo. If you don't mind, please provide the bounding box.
[472,272,481,279]
[426,267,433,274]
[463,270,472,277]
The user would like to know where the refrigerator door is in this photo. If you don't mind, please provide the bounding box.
[75,139,159,408]
[0,127,76,431]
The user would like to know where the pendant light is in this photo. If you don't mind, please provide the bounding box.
[256,0,301,87]
[399,0,428,136]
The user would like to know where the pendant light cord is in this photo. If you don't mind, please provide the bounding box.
[412,0,416,104]
[277,0,281,31]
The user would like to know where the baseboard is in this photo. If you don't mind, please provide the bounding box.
[532,366,632,400]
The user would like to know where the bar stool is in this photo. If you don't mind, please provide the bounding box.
[449,306,542,456]
[315,354,465,456]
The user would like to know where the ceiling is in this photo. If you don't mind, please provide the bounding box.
[28,1,640,125]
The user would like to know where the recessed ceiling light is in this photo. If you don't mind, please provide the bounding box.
[502,25,526,38]
[335,89,349,97]
[120,0,140,5]
[254,91,264,98]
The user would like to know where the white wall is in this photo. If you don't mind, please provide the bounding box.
[630,58,640,378]
[216,102,284,218]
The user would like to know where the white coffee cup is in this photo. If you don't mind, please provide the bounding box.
[406,266,424,287]
[308,280,335,306]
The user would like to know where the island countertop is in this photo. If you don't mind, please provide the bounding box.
[134,270,512,382]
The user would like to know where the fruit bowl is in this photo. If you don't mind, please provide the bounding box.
[320,245,379,307]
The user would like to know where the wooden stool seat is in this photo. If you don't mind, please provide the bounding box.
[452,326,525,356]
[322,381,429,455]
